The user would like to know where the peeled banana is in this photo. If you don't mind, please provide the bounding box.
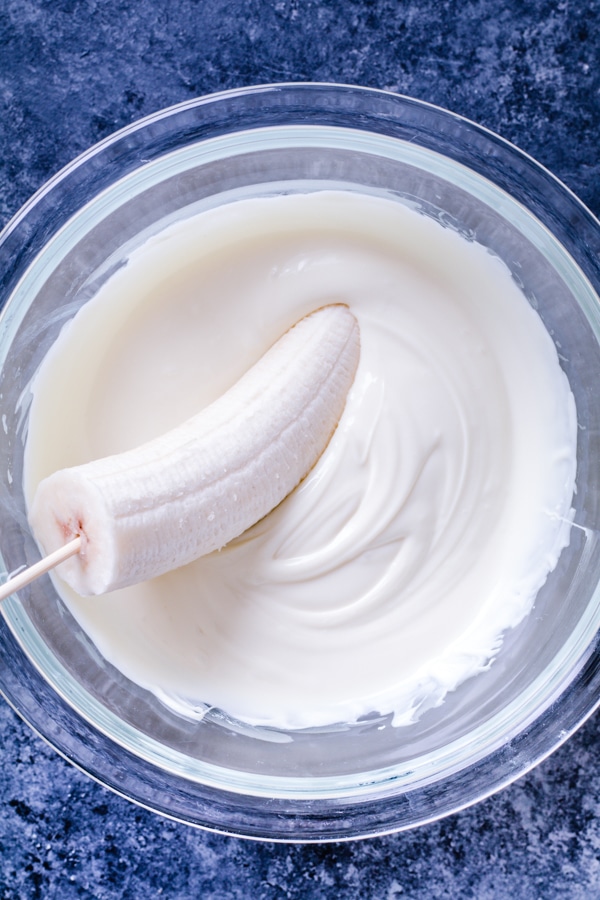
[29,304,360,596]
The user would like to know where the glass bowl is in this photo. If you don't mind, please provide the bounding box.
[1,83,600,842]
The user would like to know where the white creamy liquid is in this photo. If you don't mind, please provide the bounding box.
[24,191,577,729]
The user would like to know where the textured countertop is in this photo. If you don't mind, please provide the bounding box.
[1,1,600,897]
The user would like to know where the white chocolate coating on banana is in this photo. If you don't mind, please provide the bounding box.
[29,305,360,595]
[24,191,576,729]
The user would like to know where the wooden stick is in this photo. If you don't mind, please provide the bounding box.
[0,536,82,603]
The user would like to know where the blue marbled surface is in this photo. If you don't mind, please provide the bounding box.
[1,0,600,896]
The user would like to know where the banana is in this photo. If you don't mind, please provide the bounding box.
[29,304,360,596]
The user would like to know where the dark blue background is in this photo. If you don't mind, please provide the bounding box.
[1,1,600,897]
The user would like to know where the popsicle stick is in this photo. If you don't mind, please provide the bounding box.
[0,536,82,603]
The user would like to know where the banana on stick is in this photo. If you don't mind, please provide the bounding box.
[23,303,360,597]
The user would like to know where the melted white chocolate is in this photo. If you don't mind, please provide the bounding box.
[24,191,577,729]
